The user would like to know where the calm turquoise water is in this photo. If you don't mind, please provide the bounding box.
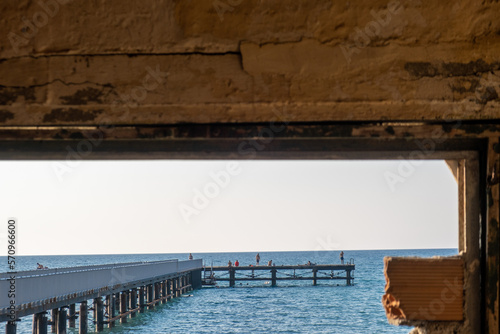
[3,249,457,333]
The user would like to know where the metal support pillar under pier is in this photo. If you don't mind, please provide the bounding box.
[313,270,317,286]
[79,301,87,334]
[167,280,171,301]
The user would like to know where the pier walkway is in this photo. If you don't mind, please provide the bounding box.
[0,259,202,334]
[203,263,355,287]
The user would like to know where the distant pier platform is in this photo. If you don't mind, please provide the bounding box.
[203,263,355,287]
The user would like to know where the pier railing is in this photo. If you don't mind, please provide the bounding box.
[0,259,178,280]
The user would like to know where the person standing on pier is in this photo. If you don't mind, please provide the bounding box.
[340,251,344,264]
[256,253,260,266]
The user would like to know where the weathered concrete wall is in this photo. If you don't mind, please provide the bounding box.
[1,0,499,125]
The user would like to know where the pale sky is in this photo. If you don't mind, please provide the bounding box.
[1,160,458,255]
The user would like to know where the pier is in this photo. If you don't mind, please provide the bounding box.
[0,259,202,334]
[203,263,355,287]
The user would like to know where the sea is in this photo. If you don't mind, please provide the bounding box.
[2,249,457,334]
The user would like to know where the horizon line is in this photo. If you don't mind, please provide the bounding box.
[12,247,459,257]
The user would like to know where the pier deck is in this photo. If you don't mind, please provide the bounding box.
[203,263,355,287]
[0,259,202,334]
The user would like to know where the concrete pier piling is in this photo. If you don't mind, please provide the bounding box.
[162,281,167,304]
[94,298,104,332]
[57,307,67,334]
[229,269,235,288]
[91,302,96,330]
[172,279,177,298]
[167,280,172,301]
[119,293,127,324]
[154,283,160,301]
[32,313,48,334]
[130,289,137,318]
[139,287,145,313]
[106,295,115,328]
[68,304,76,328]
[37,313,48,334]
[51,309,57,333]
[271,269,277,287]
[79,302,87,334]
[6,321,16,334]
[114,293,120,318]
[147,284,154,309]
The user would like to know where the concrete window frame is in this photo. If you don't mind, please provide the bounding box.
[0,122,494,333]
